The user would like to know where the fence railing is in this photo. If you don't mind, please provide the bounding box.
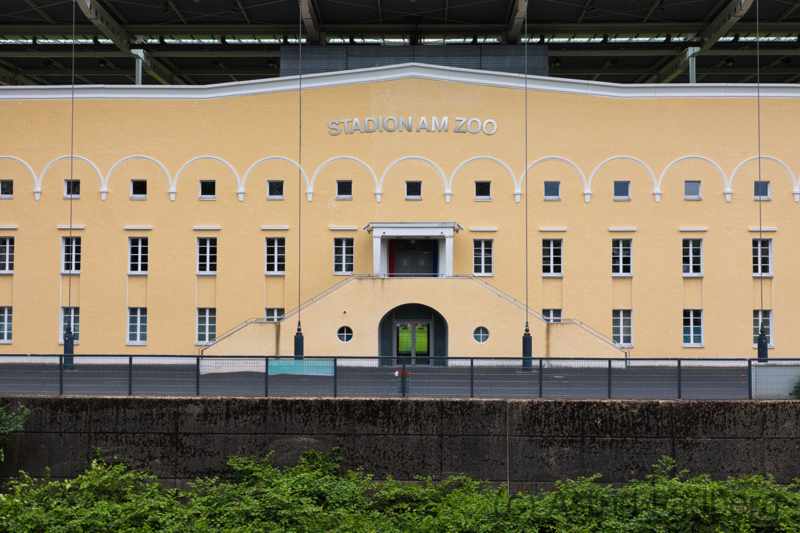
[0,356,798,400]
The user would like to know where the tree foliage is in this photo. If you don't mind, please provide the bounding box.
[0,405,32,462]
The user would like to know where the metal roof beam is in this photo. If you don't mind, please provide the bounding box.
[0,64,37,85]
[24,0,57,25]
[301,0,320,43]
[507,0,527,43]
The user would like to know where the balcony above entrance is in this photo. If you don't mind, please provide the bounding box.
[365,222,462,278]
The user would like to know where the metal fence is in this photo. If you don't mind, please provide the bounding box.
[0,356,798,400]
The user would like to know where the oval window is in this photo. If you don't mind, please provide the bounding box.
[473,326,489,343]
[337,326,353,343]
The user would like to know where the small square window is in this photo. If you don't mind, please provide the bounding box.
[754,181,770,200]
[405,181,422,199]
[336,180,353,199]
[543,181,561,200]
[200,181,216,199]
[542,309,562,323]
[684,181,701,200]
[613,181,630,200]
[0,180,12,198]
[268,180,284,199]
[64,179,80,198]
[265,308,285,322]
[475,181,491,200]
[131,180,147,199]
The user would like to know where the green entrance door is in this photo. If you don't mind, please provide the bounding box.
[395,322,431,365]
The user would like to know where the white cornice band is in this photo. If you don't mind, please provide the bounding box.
[57,225,85,230]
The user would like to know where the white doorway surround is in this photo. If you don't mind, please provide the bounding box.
[366,222,462,277]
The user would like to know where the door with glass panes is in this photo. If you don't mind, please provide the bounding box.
[394,321,432,364]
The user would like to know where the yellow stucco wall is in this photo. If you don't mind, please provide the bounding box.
[0,71,797,358]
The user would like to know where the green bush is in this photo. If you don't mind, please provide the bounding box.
[790,376,800,399]
[0,404,32,462]
[1,451,799,532]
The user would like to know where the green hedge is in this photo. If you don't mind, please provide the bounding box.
[1,450,799,532]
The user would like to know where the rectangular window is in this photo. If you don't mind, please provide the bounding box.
[61,306,80,344]
[542,239,562,275]
[613,181,630,200]
[199,180,216,199]
[754,181,770,200]
[683,309,703,347]
[405,181,422,199]
[544,181,561,200]
[611,239,632,275]
[682,239,703,276]
[0,307,11,343]
[64,179,80,198]
[475,181,491,200]
[0,180,12,198]
[333,238,354,274]
[130,180,147,199]
[542,309,562,323]
[197,237,217,274]
[336,180,353,199]
[473,239,493,276]
[612,309,633,347]
[62,237,81,274]
[267,180,284,199]
[753,239,772,276]
[753,310,773,348]
[0,237,14,273]
[197,307,216,344]
[684,181,701,200]
[129,237,148,274]
[128,307,147,345]
[265,237,285,274]
[265,308,285,322]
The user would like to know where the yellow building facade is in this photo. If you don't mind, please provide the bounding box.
[0,63,798,359]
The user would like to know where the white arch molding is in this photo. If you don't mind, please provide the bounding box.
[729,156,798,203]
[379,156,450,202]
[519,157,588,203]
[0,156,37,198]
[104,155,172,201]
[657,156,728,201]
[588,156,659,203]
[173,156,241,202]
[449,157,518,202]
[310,156,378,202]
[241,156,310,202]
[38,156,104,201]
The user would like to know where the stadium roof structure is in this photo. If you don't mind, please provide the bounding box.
[0,0,799,86]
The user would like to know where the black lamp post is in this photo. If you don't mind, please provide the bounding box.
[757,323,768,360]
[522,322,532,369]
[63,325,74,370]
[294,321,304,359]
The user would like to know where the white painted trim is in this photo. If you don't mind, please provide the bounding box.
[193,226,221,231]
[105,155,172,201]
[310,156,378,202]
[379,156,449,202]
[329,226,358,231]
[609,228,637,232]
[521,157,587,204]
[680,228,708,232]
[588,156,659,203]
[261,226,290,231]
[729,156,798,203]
[242,157,310,202]
[173,156,241,202]
[0,226,18,230]
[39,156,103,202]
[469,227,498,232]
[57,225,85,230]
[0,157,37,195]
[657,156,727,200]
[538,228,567,232]
[749,227,777,232]
[449,157,517,202]
[124,226,152,231]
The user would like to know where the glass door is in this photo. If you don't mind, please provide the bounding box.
[395,322,432,365]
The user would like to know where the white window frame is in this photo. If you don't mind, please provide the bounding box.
[130,179,147,200]
[337,325,353,343]
[542,309,562,323]
[63,179,80,199]
[612,309,633,347]
[0,307,11,343]
[62,236,81,274]
[754,181,771,201]
[267,180,284,200]
[682,238,703,277]
[473,239,493,276]
[0,237,14,274]
[265,237,286,276]
[199,180,216,200]
[0,179,12,199]
[542,239,563,276]
[684,180,702,200]
[611,239,632,276]
[543,181,561,201]
[336,180,353,200]
[474,181,492,201]
[683,309,703,348]
[265,308,285,322]
[613,181,630,201]
[753,309,774,349]
[127,307,147,345]
[405,181,422,200]
[60,306,80,345]
[197,237,217,276]
[473,326,490,343]
[128,237,148,275]
[196,307,216,345]
[333,238,354,275]
[752,238,772,277]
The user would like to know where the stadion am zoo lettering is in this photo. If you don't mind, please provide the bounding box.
[328,116,497,136]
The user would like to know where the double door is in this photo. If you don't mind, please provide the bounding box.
[395,321,432,364]
[394,240,434,276]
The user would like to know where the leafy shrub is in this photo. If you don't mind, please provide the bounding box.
[0,404,32,461]
[790,376,800,399]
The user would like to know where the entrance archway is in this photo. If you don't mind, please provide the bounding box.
[378,304,448,365]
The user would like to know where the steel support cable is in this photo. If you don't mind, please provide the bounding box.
[296,1,303,347]
[524,5,529,336]
[66,0,76,357]
[757,0,766,355]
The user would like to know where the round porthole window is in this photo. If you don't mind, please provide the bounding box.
[473,326,489,343]
[337,326,353,343]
